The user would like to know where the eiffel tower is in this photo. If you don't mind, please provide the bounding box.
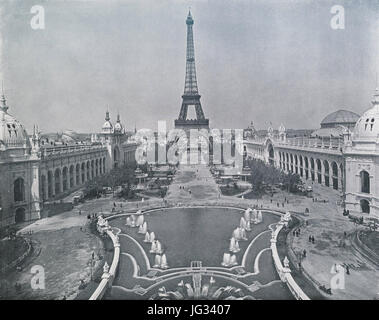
[175,10,209,131]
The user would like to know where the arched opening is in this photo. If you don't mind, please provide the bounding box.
[360,170,370,194]
[62,167,68,191]
[304,157,309,180]
[86,161,90,180]
[299,157,303,177]
[360,199,370,214]
[40,175,46,201]
[69,165,74,188]
[286,153,289,171]
[48,171,53,198]
[340,163,344,191]
[81,163,85,183]
[324,161,330,187]
[76,164,80,185]
[332,162,339,190]
[95,159,99,176]
[268,143,274,165]
[295,155,298,174]
[91,160,95,179]
[316,159,322,184]
[103,157,106,173]
[113,147,120,168]
[55,168,61,195]
[310,158,315,182]
[15,207,26,224]
[14,178,25,202]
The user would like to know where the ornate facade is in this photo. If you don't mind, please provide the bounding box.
[0,95,137,227]
[244,88,379,219]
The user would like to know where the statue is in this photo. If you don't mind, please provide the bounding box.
[103,262,110,273]
[283,256,290,268]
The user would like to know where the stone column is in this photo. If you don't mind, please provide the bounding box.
[30,161,41,220]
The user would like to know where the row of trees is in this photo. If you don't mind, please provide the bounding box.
[83,163,137,199]
[246,158,302,193]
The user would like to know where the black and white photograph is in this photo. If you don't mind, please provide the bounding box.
[0,0,378,307]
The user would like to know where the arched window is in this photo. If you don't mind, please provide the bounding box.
[55,168,61,195]
[360,170,370,194]
[360,199,370,214]
[15,207,26,223]
[268,144,274,165]
[14,178,25,202]
[76,164,80,184]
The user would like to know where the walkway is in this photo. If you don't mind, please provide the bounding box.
[238,181,378,300]
[165,164,220,202]
[0,197,110,300]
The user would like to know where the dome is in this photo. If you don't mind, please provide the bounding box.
[0,96,30,148]
[102,121,113,130]
[320,109,360,128]
[102,110,113,134]
[114,122,123,131]
[311,126,347,138]
[352,88,379,140]
[114,114,124,133]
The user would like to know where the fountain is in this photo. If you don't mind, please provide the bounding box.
[153,254,161,268]
[240,217,247,229]
[136,214,144,227]
[229,254,237,266]
[221,253,237,267]
[240,227,247,240]
[251,209,258,223]
[156,240,163,254]
[144,232,150,242]
[149,232,156,243]
[160,253,169,269]
[138,221,147,234]
[229,237,240,253]
[257,210,263,223]
[221,253,231,267]
[245,220,251,231]
[244,208,251,222]
[185,283,194,298]
[130,214,136,227]
[232,227,241,240]
[150,240,157,253]
[201,284,209,297]
[209,276,215,285]
[192,273,202,299]
[150,240,163,254]
[125,216,131,226]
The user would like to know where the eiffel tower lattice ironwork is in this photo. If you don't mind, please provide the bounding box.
[175,10,209,131]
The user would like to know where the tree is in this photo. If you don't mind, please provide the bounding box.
[246,158,300,193]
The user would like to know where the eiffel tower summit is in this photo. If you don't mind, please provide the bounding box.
[174,10,209,131]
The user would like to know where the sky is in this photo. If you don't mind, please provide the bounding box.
[0,0,378,134]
